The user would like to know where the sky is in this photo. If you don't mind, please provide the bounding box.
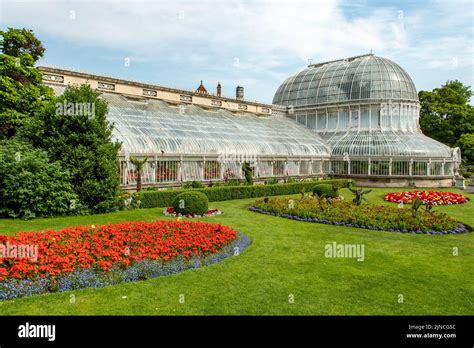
[0,0,473,103]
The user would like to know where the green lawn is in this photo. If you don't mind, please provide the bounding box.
[0,187,473,315]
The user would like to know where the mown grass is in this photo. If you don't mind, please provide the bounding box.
[0,187,472,315]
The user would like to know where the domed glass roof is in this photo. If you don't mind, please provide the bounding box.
[273,54,418,107]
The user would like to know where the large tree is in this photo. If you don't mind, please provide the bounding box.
[0,28,52,139]
[419,80,474,150]
[418,80,474,164]
[22,84,122,213]
[457,133,474,166]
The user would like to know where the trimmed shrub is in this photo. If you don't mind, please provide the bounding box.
[172,191,209,215]
[135,179,347,209]
[183,181,204,189]
[313,184,339,198]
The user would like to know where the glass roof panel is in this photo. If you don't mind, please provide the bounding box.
[273,54,419,106]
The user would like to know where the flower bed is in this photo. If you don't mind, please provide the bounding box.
[384,191,468,205]
[250,197,468,235]
[163,207,222,218]
[0,221,250,300]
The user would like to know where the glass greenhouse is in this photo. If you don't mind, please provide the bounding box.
[43,54,460,188]
[273,54,459,181]
[50,85,331,187]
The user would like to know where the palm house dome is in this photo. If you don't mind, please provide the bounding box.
[273,53,418,107]
[272,54,458,183]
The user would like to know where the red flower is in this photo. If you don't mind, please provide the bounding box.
[0,220,237,281]
[384,191,468,205]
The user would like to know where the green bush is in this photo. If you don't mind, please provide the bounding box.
[183,181,204,189]
[192,181,205,188]
[0,140,82,219]
[135,179,347,208]
[313,184,339,198]
[172,191,209,215]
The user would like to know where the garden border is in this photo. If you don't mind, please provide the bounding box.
[248,206,470,235]
[0,232,251,301]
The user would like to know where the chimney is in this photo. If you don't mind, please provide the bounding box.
[236,86,244,100]
[217,82,222,97]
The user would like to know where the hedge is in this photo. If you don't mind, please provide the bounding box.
[134,179,348,209]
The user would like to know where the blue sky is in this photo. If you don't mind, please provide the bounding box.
[1,0,473,103]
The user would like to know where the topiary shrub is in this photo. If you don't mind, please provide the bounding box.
[313,184,339,198]
[242,162,253,185]
[172,191,209,215]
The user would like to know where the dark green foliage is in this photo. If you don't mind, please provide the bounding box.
[419,80,474,164]
[0,140,80,219]
[135,179,347,208]
[172,191,209,215]
[192,181,204,188]
[242,162,253,185]
[183,181,204,189]
[313,184,339,198]
[0,27,45,61]
[0,28,53,139]
[457,134,474,166]
[21,84,121,213]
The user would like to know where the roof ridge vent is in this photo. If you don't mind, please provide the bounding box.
[308,53,374,68]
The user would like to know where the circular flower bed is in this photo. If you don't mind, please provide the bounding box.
[163,207,222,218]
[0,220,250,300]
[250,197,468,235]
[384,191,468,205]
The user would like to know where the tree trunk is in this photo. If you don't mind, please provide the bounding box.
[136,170,142,192]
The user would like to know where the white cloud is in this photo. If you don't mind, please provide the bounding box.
[1,0,472,101]
[1,0,410,65]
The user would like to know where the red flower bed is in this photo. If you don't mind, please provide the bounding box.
[0,220,237,281]
[384,191,468,205]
